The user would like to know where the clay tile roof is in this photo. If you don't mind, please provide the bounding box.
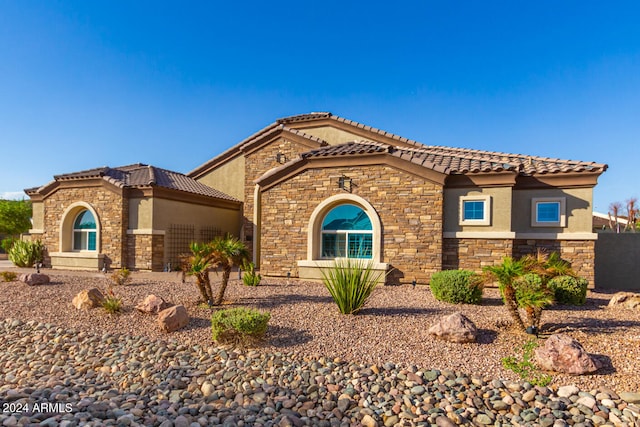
[301,141,390,158]
[51,163,239,201]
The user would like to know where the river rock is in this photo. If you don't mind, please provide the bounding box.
[19,273,50,286]
[428,312,477,343]
[534,334,602,374]
[608,292,640,310]
[72,288,105,309]
[135,294,170,314]
[158,305,189,332]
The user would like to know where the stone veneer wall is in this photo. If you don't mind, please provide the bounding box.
[513,239,595,287]
[126,234,165,271]
[259,165,443,284]
[42,187,126,269]
[442,238,513,271]
[243,138,314,257]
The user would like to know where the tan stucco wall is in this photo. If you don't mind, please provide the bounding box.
[293,125,367,145]
[196,155,245,202]
[443,187,513,233]
[151,198,240,236]
[128,197,153,230]
[30,201,44,230]
[512,187,593,234]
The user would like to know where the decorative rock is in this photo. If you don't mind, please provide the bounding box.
[18,273,50,286]
[361,414,378,427]
[534,334,602,374]
[435,416,457,427]
[158,305,189,332]
[136,294,171,314]
[72,288,105,309]
[557,385,580,398]
[620,392,640,404]
[427,312,477,343]
[607,292,640,309]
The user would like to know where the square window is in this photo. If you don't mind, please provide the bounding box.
[531,197,566,227]
[459,195,491,226]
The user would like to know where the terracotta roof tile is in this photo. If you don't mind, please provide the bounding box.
[51,164,239,201]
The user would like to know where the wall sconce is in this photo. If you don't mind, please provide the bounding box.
[338,176,352,192]
[276,152,286,164]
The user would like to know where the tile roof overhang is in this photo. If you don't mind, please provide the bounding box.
[26,163,241,208]
[255,141,608,191]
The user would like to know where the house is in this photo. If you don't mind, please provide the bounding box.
[26,164,241,271]
[189,112,607,285]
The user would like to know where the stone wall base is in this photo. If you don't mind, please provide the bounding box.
[126,234,165,271]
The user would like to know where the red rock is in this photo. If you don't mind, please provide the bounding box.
[72,288,105,309]
[534,334,602,375]
[135,294,170,314]
[428,312,477,343]
[19,273,50,286]
[157,305,189,332]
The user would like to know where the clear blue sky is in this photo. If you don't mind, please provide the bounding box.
[1,1,638,213]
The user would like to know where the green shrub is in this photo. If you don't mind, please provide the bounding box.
[501,339,552,386]
[1,237,17,254]
[429,269,483,304]
[241,261,261,286]
[548,275,588,305]
[320,258,383,314]
[1,271,17,282]
[110,268,132,286]
[211,307,270,347]
[102,288,123,314]
[8,240,44,267]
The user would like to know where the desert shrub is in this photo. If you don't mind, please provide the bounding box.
[548,275,588,305]
[429,269,483,304]
[102,288,123,314]
[1,237,17,254]
[211,307,270,347]
[501,339,551,387]
[241,261,261,286]
[320,258,384,314]
[8,240,44,267]
[1,271,17,282]
[110,267,132,286]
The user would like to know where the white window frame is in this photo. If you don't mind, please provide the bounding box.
[459,195,491,226]
[531,197,566,227]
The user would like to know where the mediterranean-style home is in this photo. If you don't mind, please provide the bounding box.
[26,112,607,285]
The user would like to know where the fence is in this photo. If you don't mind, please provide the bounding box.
[594,232,640,290]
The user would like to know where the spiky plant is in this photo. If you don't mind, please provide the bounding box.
[320,258,383,314]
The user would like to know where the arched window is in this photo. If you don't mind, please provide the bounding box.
[73,210,97,251]
[321,204,373,259]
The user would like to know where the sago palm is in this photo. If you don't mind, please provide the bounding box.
[181,242,216,303]
[210,235,249,305]
[483,257,526,330]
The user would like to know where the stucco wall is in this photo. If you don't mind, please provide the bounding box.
[443,187,513,233]
[259,165,444,284]
[196,155,245,202]
[293,125,367,146]
[30,201,44,230]
[128,197,153,230]
[151,198,240,236]
[512,187,594,234]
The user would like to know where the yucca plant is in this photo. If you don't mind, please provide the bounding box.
[8,239,44,268]
[320,258,384,314]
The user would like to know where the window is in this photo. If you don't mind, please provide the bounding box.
[459,195,491,226]
[321,204,373,258]
[532,197,566,227]
[73,210,97,251]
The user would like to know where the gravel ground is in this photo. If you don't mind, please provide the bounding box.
[1,269,639,395]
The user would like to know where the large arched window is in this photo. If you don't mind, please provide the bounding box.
[321,204,373,259]
[73,210,97,251]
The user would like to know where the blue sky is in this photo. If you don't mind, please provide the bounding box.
[1,1,638,213]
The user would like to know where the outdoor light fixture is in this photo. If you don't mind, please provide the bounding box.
[412,279,416,289]
[276,153,286,164]
[338,176,352,192]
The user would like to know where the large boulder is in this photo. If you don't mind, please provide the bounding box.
[428,312,477,343]
[158,305,189,333]
[608,292,640,310]
[72,288,105,310]
[135,294,170,314]
[534,334,602,375]
[19,273,50,286]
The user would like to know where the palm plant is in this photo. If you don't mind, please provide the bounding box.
[483,256,527,330]
[210,235,249,305]
[514,273,554,329]
[181,242,216,303]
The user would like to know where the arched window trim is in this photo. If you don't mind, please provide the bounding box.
[320,204,373,259]
[306,194,383,263]
[59,202,101,253]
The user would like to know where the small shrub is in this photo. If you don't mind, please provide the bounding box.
[429,269,483,304]
[241,261,261,286]
[548,275,588,305]
[102,288,123,314]
[320,258,383,314]
[211,307,270,347]
[1,237,17,254]
[8,240,44,267]
[110,268,132,286]
[501,339,552,387]
[1,271,17,282]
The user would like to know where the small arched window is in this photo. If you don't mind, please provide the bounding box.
[73,210,97,251]
[321,204,372,259]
